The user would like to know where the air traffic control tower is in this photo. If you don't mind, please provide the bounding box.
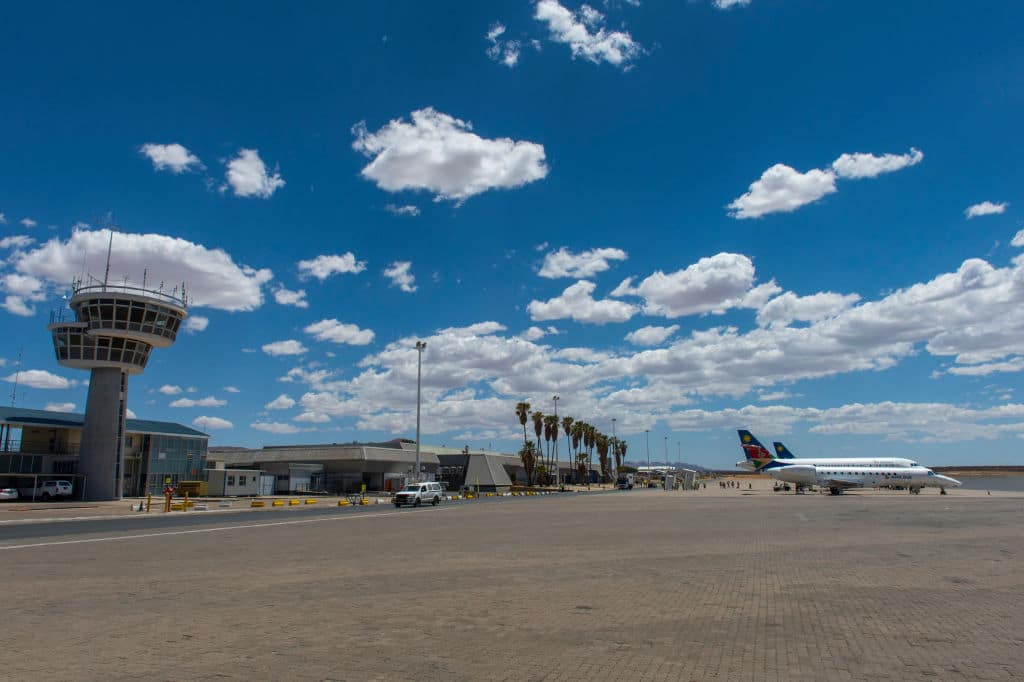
[48,277,188,500]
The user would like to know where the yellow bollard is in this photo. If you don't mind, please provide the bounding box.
[146,494,152,513]
[251,500,265,508]
[289,499,300,506]
[304,499,317,505]
[338,499,350,506]
[272,500,285,507]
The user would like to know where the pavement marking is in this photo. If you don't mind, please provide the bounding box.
[0,505,460,551]
[0,509,243,526]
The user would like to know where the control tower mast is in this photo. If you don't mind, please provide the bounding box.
[48,241,188,500]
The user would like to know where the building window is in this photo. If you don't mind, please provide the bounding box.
[227,475,235,486]
[238,475,246,486]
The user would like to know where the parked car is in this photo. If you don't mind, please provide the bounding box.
[393,482,443,507]
[0,487,19,501]
[33,480,73,501]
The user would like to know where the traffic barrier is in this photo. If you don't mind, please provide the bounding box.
[304,499,317,505]
[359,498,369,505]
[289,499,300,506]
[272,500,285,507]
[170,503,185,511]
[338,499,350,506]
[251,500,265,508]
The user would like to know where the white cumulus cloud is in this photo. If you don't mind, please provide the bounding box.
[757,291,862,328]
[713,0,751,8]
[538,246,628,279]
[273,285,308,308]
[383,261,417,292]
[352,107,548,203]
[831,148,923,180]
[528,280,637,324]
[730,148,923,219]
[728,164,837,219]
[265,394,296,410]
[183,315,209,334]
[0,236,35,250]
[262,340,309,356]
[485,22,521,68]
[170,396,227,408]
[251,421,300,434]
[159,385,182,395]
[965,201,1008,219]
[20,218,37,228]
[612,253,773,318]
[3,369,75,389]
[1013,230,1024,248]
[139,143,202,173]
[297,253,366,280]
[11,228,272,311]
[224,148,285,199]
[44,402,76,412]
[384,204,420,217]
[534,0,643,68]
[192,416,233,430]
[304,319,375,346]
[625,324,680,346]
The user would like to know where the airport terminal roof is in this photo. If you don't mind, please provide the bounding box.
[0,406,210,438]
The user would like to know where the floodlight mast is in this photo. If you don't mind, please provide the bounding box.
[414,341,427,482]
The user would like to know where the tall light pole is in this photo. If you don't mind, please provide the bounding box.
[552,395,560,486]
[414,341,426,482]
[664,436,668,468]
[611,417,617,480]
[645,429,650,484]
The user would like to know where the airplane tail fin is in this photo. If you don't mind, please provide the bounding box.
[772,441,796,459]
[737,430,773,468]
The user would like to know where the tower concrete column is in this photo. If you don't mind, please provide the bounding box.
[79,367,127,501]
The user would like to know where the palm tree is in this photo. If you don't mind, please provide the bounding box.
[515,402,531,450]
[519,440,537,486]
[543,414,558,485]
[571,421,585,484]
[531,411,544,484]
[597,434,610,483]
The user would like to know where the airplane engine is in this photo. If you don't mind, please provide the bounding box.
[769,464,817,485]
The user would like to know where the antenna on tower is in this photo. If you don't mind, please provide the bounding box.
[102,229,114,291]
[10,346,23,407]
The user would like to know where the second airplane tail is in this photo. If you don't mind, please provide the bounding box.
[772,441,797,459]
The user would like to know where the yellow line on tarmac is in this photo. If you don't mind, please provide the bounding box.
[0,506,460,551]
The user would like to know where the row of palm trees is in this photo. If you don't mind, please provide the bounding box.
[514,401,627,486]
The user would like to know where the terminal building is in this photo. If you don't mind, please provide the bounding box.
[207,440,599,495]
[0,406,209,498]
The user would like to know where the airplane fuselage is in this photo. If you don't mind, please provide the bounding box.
[735,456,918,472]
[764,463,961,492]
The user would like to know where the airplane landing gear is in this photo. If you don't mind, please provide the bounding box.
[940,487,947,495]
[829,487,842,495]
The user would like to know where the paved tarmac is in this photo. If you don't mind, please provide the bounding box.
[1,487,1022,681]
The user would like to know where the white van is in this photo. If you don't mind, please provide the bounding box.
[393,482,443,507]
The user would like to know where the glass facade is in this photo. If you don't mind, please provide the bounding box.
[143,434,208,493]
[76,296,183,344]
[50,324,153,371]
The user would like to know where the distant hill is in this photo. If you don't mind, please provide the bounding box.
[624,461,711,472]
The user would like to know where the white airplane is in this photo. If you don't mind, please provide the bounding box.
[736,430,920,471]
[735,430,961,495]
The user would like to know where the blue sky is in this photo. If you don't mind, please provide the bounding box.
[1,1,1022,467]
